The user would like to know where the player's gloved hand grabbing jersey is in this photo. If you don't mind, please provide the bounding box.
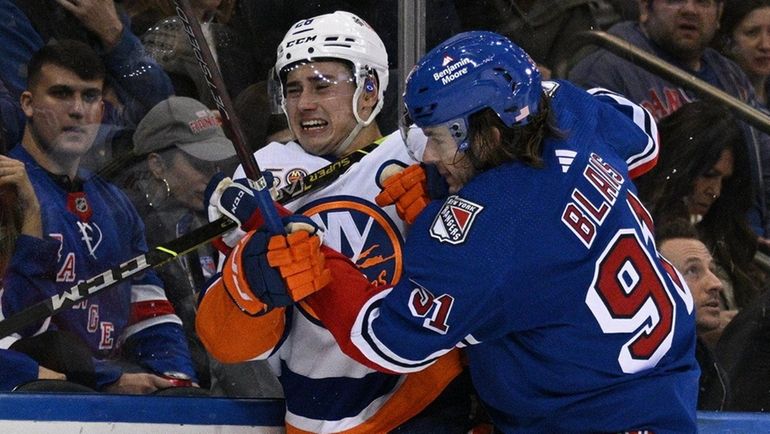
[222,215,332,314]
[375,164,430,224]
[204,174,331,314]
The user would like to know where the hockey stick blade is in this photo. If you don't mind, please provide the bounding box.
[173,0,283,235]
[0,142,379,338]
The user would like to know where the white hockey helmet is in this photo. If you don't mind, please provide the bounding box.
[274,11,389,127]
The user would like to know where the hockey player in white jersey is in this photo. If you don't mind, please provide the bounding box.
[197,11,474,433]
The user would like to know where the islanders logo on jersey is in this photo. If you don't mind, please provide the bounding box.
[297,196,404,287]
[285,168,308,187]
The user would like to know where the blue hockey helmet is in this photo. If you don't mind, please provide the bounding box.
[403,31,541,152]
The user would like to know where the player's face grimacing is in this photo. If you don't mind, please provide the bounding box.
[421,124,475,193]
[283,61,360,157]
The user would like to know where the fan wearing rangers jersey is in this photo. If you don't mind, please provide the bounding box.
[1,40,196,393]
[214,31,700,432]
[196,11,474,434]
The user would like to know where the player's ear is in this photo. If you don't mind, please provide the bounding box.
[357,76,379,118]
[490,126,502,147]
[365,78,375,94]
[362,77,378,103]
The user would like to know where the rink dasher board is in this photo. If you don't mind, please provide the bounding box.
[0,392,285,433]
[0,422,282,433]
[2,393,770,432]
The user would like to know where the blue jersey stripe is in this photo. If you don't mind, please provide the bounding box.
[359,299,439,370]
[280,359,399,421]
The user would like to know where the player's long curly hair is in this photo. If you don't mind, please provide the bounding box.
[463,94,560,172]
[635,100,766,308]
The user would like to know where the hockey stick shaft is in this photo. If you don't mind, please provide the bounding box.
[272,141,379,203]
[0,218,236,340]
[0,143,379,338]
[172,0,283,235]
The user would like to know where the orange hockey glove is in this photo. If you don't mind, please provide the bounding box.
[223,215,331,314]
[266,219,333,302]
[375,164,430,224]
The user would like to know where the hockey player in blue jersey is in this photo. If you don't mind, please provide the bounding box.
[211,31,700,431]
[1,40,197,393]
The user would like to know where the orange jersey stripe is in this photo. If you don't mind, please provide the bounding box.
[196,277,286,363]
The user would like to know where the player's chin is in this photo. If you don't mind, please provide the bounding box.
[297,134,335,155]
[447,173,472,194]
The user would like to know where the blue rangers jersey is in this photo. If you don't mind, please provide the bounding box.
[1,145,196,387]
[198,131,464,433]
[307,81,699,433]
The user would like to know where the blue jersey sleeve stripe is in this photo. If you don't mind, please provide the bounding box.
[587,87,659,170]
[350,291,444,373]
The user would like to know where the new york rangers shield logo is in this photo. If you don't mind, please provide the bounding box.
[430,195,483,244]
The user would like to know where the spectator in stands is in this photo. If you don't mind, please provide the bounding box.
[0,0,174,168]
[716,0,770,107]
[1,40,197,394]
[128,96,232,389]
[568,0,770,238]
[715,273,770,411]
[656,218,731,410]
[0,154,73,391]
[134,0,257,110]
[635,101,767,342]
[0,155,100,394]
[128,95,281,397]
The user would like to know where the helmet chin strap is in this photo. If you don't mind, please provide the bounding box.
[335,122,365,157]
[333,76,382,156]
